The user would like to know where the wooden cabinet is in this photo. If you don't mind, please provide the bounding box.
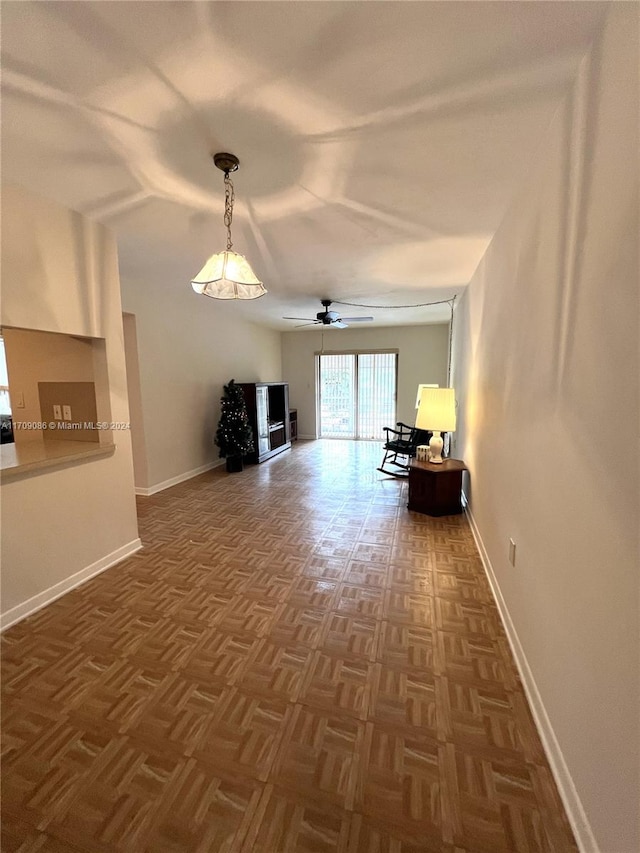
[239,382,291,463]
[408,458,467,516]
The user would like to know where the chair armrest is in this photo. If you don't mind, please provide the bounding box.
[382,425,403,439]
[383,422,414,441]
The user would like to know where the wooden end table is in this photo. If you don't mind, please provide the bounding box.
[408,458,467,516]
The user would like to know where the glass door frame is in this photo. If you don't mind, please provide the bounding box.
[315,349,398,440]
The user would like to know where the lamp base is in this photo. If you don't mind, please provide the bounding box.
[428,431,444,464]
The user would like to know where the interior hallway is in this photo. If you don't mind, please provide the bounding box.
[1,440,576,852]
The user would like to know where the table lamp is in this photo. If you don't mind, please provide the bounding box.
[414,383,439,408]
[415,387,456,464]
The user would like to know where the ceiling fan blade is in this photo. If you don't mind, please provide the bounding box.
[340,316,374,323]
[283,316,315,321]
[332,321,348,329]
[295,321,320,328]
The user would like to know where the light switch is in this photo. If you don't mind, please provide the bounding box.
[14,391,25,409]
[53,404,62,420]
[63,405,72,421]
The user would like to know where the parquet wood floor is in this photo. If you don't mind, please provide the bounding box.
[1,440,577,852]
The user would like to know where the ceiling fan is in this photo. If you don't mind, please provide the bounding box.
[284,299,374,329]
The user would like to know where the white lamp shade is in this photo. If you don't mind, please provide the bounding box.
[191,251,266,300]
[416,387,457,432]
[415,383,439,408]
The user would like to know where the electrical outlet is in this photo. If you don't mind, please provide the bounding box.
[62,405,72,421]
[53,404,62,420]
[509,538,517,566]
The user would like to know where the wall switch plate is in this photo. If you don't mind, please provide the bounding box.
[62,405,72,421]
[53,404,62,420]
[509,538,517,566]
[14,391,25,408]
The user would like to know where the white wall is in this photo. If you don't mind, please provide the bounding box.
[122,313,149,488]
[1,185,140,623]
[452,7,639,852]
[281,324,449,437]
[120,279,282,491]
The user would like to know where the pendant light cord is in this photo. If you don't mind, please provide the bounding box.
[224,171,235,251]
[333,297,454,310]
[447,295,456,386]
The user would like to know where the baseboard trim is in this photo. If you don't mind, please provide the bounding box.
[297,434,317,441]
[0,538,143,632]
[463,492,598,853]
[135,459,223,496]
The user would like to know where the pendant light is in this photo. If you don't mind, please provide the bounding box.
[191,153,266,300]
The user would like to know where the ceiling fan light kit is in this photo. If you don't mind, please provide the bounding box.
[283,299,374,329]
[191,153,266,300]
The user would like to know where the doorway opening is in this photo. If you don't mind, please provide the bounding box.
[317,352,397,439]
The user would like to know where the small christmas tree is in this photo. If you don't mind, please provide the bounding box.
[215,379,254,470]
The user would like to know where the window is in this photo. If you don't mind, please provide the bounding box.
[318,351,397,439]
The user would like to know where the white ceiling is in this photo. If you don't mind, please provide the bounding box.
[1,1,606,329]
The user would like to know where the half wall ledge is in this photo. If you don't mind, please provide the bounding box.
[1,439,116,483]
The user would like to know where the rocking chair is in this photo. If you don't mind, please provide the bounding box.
[377,422,432,477]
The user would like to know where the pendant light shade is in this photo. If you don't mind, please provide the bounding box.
[191,251,266,299]
[190,152,266,300]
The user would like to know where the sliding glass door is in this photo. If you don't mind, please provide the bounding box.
[318,354,355,438]
[356,352,397,438]
[318,352,397,439]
